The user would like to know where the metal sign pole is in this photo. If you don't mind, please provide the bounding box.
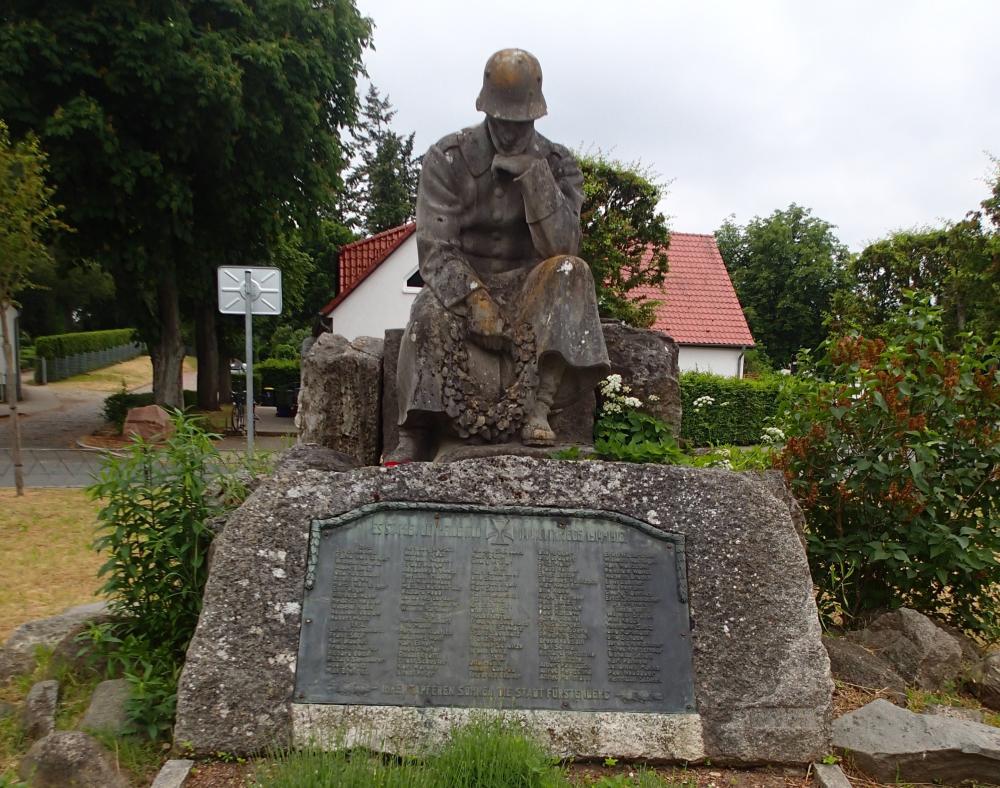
[244,270,254,455]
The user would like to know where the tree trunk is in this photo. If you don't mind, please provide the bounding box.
[1,301,24,495]
[150,274,185,408]
[195,302,220,410]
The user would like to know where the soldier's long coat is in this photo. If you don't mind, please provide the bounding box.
[397,121,609,432]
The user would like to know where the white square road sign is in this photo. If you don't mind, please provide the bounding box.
[217,266,282,315]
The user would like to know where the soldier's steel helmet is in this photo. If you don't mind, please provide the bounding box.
[476,48,547,121]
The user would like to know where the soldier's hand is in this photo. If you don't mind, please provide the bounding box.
[466,288,509,352]
[491,154,537,179]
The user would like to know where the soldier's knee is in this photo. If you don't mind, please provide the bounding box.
[540,255,591,278]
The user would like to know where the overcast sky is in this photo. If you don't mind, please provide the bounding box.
[354,0,999,251]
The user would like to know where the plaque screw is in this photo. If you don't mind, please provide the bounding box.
[304,619,312,625]
[297,693,305,699]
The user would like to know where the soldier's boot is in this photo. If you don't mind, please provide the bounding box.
[384,425,430,464]
[521,357,562,447]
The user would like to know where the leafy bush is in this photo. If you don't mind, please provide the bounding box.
[593,374,686,464]
[34,328,136,359]
[680,371,782,446]
[86,413,268,738]
[257,358,300,391]
[102,387,197,430]
[776,296,1000,637]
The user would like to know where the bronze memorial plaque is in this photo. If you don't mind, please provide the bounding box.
[295,503,695,713]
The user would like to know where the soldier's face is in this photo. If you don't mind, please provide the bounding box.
[487,117,534,155]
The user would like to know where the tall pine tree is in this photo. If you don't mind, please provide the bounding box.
[345,85,419,235]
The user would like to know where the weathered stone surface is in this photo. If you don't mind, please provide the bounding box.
[967,653,1000,711]
[80,678,130,734]
[122,404,175,442]
[19,731,129,788]
[381,328,403,458]
[603,321,681,434]
[293,705,705,762]
[4,601,108,655]
[150,758,195,788]
[935,621,984,667]
[434,441,594,463]
[297,333,383,465]
[847,608,962,690]
[811,762,851,788]
[834,698,1000,784]
[175,457,832,763]
[0,646,35,682]
[754,470,807,549]
[276,443,358,475]
[924,704,984,723]
[22,680,58,740]
[822,636,907,704]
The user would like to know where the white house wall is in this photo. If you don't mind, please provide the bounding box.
[677,345,743,377]
[329,236,420,340]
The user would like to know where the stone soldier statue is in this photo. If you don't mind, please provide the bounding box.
[389,48,610,462]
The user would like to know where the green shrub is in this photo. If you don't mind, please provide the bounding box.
[34,328,137,359]
[777,295,1000,638]
[86,413,269,739]
[680,372,782,446]
[257,358,300,391]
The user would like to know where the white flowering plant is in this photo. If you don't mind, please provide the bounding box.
[594,374,686,464]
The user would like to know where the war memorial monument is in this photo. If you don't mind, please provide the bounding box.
[174,49,833,764]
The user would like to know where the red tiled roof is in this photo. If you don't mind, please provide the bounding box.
[631,233,755,347]
[322,225,754,348]
[320,222,416,316]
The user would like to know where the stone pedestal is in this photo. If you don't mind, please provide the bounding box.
[175,446,832,764]
[379,323,680,458]
[296,334,383,466]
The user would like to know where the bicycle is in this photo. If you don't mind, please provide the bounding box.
[229,392,246,435]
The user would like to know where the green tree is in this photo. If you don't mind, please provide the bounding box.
[716,204,850,368]
[0,0,371,407]
[838,219,996,344]
[578,153,671,328]
[0,121,66,495]
[344,84,420,235]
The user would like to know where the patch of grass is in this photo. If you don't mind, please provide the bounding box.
[47,355,195,393]
[255,717,569,788]
[91,731,165,785]
[906,684,1000,728]
[0,489,104,641]
[0,712,27,784]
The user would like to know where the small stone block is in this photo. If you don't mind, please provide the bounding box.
[22,680,59,740]
[151,758,195,788]
[81,678,130,734]
[812,762,851,788]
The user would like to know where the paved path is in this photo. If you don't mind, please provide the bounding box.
[1,365,296,487]
[0,384,107,449]
[0,448,105,487]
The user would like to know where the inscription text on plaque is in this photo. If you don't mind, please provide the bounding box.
[295,505,694,713]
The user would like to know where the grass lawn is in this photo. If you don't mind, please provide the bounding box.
[45,355,197,393]
[0,489,104,641]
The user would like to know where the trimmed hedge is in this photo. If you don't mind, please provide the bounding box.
[679,371,783,446]
[257,358,300,391]
[35,329,137,359]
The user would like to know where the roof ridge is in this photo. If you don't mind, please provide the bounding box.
[339,221,416,252]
